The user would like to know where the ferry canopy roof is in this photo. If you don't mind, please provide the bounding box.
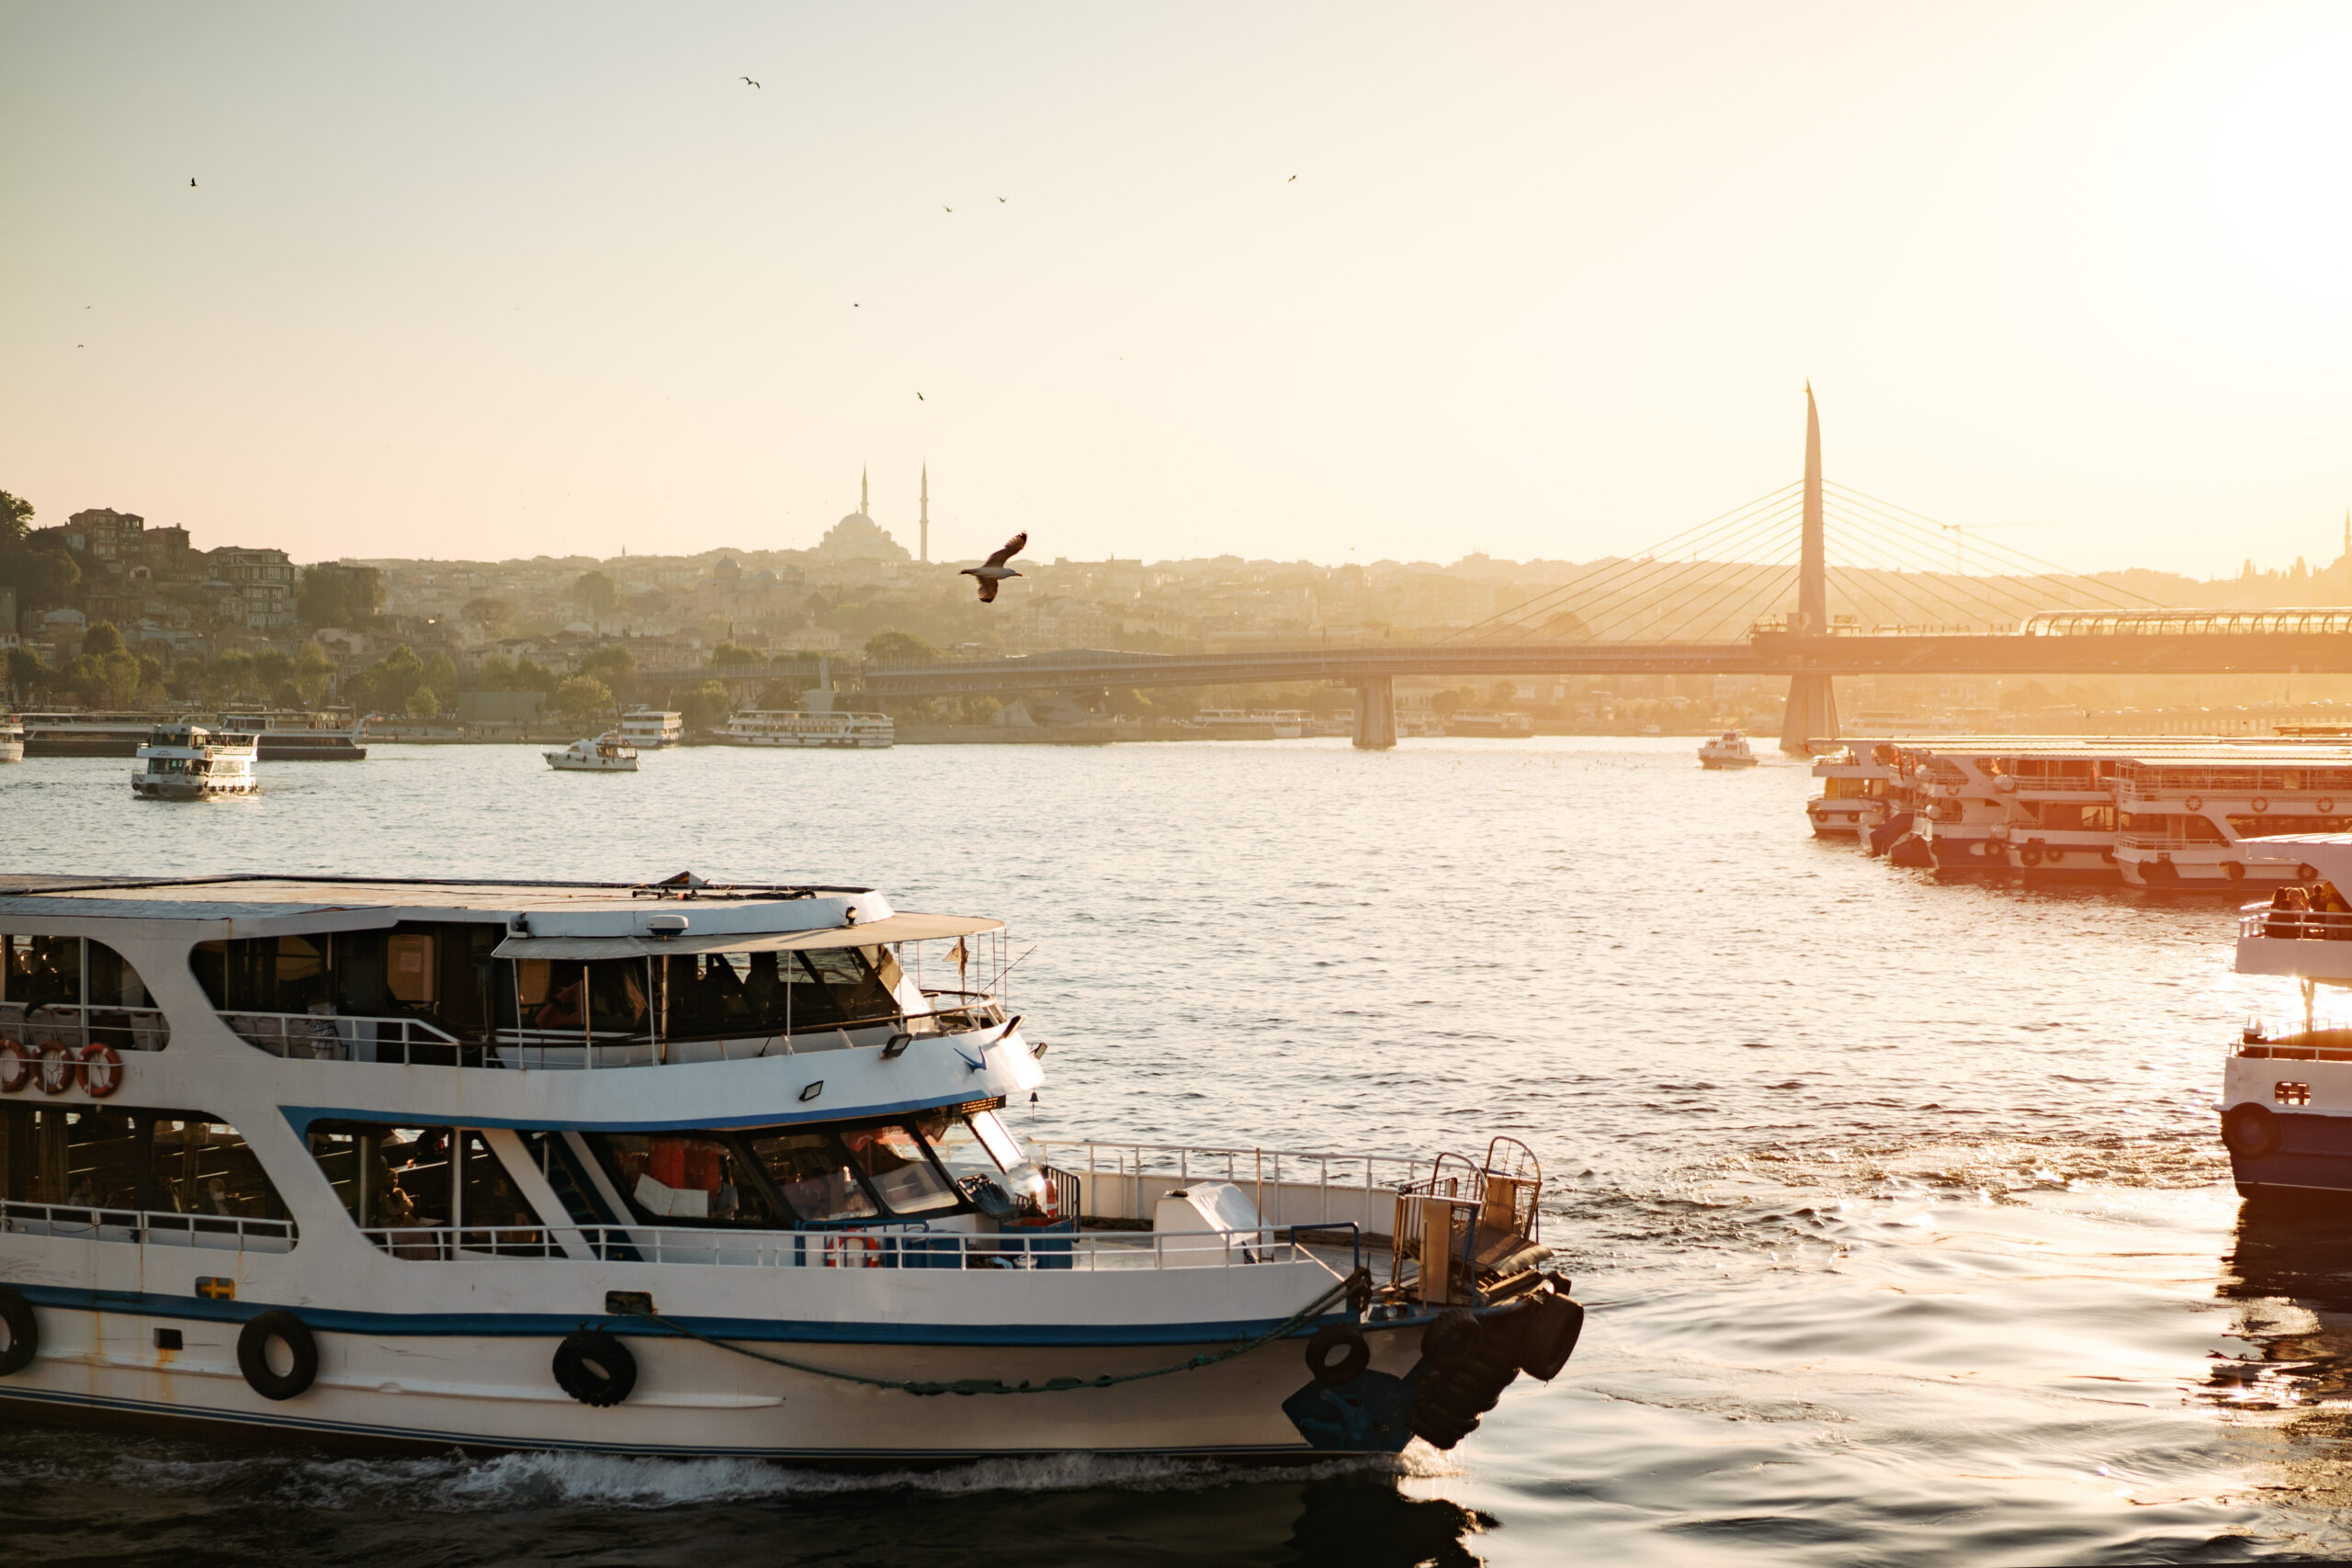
[492,911,1001,960]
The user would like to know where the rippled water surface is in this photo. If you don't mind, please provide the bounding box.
[6,737,2352,1565]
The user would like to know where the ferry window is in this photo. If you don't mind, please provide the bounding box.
[149,1116,287,1219]
[0,938,170,1051]
[307,1122,550,1238]
[843,1122,959,1215]
[922,1112,1010,1181]
[457,1130,544,1248]
[745,1129,879,1223]
[386,933,435,1005]
[596,1133,779,1224]
[799,949,897,1026]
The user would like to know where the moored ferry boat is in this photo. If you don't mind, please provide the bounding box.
[1183,710,1305,740]
[0,716,21,764]
[24,709,368,762]
[1804,744,1891,837]
[720,710,895,750]
[1442,711,1533,739]
[2114,747,2352,889]
[130,725,257,800]
[0,874,1580,1459]
[618,710,684,750]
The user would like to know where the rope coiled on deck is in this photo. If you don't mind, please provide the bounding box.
[604,1266,1372,1397]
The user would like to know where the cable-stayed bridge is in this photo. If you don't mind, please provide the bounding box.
[650,391,2352,750]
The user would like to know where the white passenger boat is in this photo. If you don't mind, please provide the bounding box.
[1697,732,1758,769]
[545,733,639,773]
[0,874,1581,1459]
[0,716,21,764]
[2219,834,2352,1198]
[1184,710,1305,739]
[721,710,895,749]
[1442,711,1534,739]
[1804,745,1891,837]
[618,710,684,750]
[130,724,257,800]
[2114,747,2352,889]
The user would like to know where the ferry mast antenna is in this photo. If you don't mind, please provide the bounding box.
[1780,381,1839,754]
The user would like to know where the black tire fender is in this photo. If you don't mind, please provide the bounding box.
[0,1284,38,1376]
[2222,1102,2282,1159]
[1516,1294,1586,1382]
[1304,1323,1371,1387]
[1419,1309,1483,1371]
[554,1329,638,1407]
[237,1310,319,1401]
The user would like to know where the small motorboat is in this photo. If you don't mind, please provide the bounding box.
[544,732,639,773]
[1698,731,1759,770]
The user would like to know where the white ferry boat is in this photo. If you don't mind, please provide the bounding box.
[25,710,368,761]
[1442,712,1533,739]
[618,710,684,750]
[130,725,257,800]
[1804,745,1892,837]
[0,716,21,764]
[1697,732,1758,769]
[545,734,639,773]
[721,710,895,750]
[0,874,1580,1458]
[1184,710,1305,740]
[2219,834,2352,1197]
[2114,747,2352,889]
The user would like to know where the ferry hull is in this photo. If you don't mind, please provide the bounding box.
[2226,1115,2352,1198]
[0,1295,1434,1461]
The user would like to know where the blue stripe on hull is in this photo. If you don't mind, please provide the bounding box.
[0,1385,1338,1461]
[3,1281,1353,1347]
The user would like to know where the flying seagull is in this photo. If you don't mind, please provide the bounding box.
[1287,175,1295,182]
[916,391,924,400]
[961,533,1027,603]
[944,205,953,213]
[997,196,1006,202]
[190,178,197,186]
[741,76,760,88]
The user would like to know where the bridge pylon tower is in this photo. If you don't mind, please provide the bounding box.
[1779,382,1839,754]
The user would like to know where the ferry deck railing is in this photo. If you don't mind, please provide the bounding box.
[216,996,1009,1067]
[2240,908,2352,942]
[354,1221,1329,1271]
[1,1001,171,1052]
[1026,1139,1440,1239]
[0,1198,296,1252]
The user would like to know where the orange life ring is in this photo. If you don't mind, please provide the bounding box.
[77,1043,123,1099]
[2321,798,2335,814]
[33,1043,74,1096]
[1943,784,1961,796]
[2253,797,2270,814]
[822,1234,884,1269]
[2185,795,2202,812]
[0,1040,28,1095]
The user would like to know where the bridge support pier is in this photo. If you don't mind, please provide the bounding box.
[1352,676,1396,750]
[1779,672,1838,754]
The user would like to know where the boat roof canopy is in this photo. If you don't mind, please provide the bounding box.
[2241,834,2352,886]
[492,911,1002,961]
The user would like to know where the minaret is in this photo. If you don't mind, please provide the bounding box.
[920,465,930,563]
[860,467,869,517]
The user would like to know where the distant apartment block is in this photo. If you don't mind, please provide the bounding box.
[205,546,299,629]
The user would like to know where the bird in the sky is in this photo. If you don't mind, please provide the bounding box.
[741,76,760,88]
[961,534,1027,603]
[916,391,924,400]
[943,206,953,213]
[1286,175,1295,182]
[189,178,197,186]
[997,196,1006,202]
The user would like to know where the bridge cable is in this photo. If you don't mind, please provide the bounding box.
[1473,497,1804,644]
[1557,510,1805,643]
[1824,482,2165,614]
[1819,504,2081,629]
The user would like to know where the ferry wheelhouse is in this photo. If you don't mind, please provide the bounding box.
[720,710,895,750]
[131,725,257,800]
[0,874,1579,1459]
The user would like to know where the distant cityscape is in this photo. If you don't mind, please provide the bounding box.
[6,474,2352,735]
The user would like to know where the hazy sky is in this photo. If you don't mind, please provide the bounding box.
[5,3,2350,576]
